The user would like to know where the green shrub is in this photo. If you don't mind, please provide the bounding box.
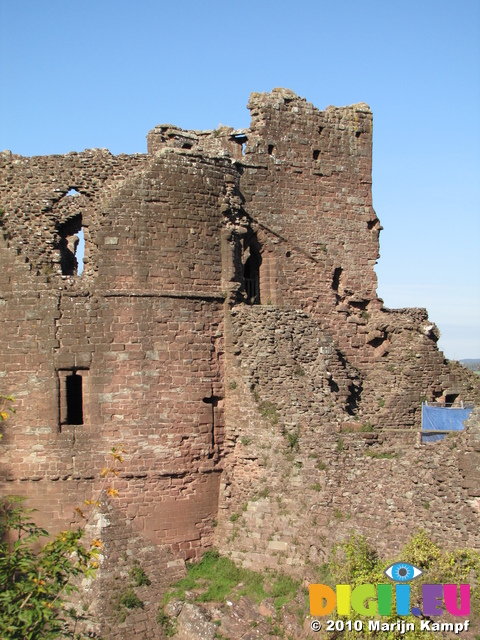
[130,561,151,587]
[285,428,300,452]
[119,588,144,609]
[258,401,279,425]
[0,496,100,639]
[157,608,177,636]
[326,532,480,638]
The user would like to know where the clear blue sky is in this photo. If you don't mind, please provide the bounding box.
[1,0,479,360]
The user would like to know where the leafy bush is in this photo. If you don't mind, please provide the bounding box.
[325,532,480,639]
[0,496,100,640]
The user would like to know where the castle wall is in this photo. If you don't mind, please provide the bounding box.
[1,91,479,623]
[217,307,480,576]
[0,148,233,559]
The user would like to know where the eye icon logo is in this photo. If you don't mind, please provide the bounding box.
[384,562,423,582]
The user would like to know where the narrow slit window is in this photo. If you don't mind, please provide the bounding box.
[66,372,83,424]
[244,251,261,304]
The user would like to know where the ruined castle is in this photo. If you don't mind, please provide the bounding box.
[1,89,479,636]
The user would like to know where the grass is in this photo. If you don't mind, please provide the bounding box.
[285,428,300,452]
[361,421,374,432]
[157,609,176,636]
[164,550,267,604]
[252,487,269,501]
[271,574,301,610]
[365,450,396,459]
[162,549,301,613]
[117,588,143,611]
[258,401,279,425]
[130,561,151,587]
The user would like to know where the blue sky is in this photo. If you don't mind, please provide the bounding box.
[1,0,479,359]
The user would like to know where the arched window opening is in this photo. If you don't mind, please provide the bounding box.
[57,214,84,276]
[244,246,261,304]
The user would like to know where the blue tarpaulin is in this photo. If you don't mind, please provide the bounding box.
[421,403,474,443]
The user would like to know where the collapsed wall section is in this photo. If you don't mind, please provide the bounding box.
[231,89,479,427]
[217,307,480,575]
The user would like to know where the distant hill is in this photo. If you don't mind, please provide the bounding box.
[460,359,480,372]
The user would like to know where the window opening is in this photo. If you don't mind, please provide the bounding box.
[445,393,459,406]
[332,267,342,291]
[66,189,80,197]
[244,248,261,304]
[76,228,85,275]
[313,149,320,160]
[328,377,339,393]
[231,133,247,156]
[202,395,220,456]
[268,144,275,155]
[58,214,83,276]
[66,372,83,425]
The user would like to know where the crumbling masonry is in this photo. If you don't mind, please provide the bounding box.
[1,89,479,635]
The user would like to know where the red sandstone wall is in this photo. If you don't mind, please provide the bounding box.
[1,89,479,597]
[217,306,480,576]
[0,148,233,560]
